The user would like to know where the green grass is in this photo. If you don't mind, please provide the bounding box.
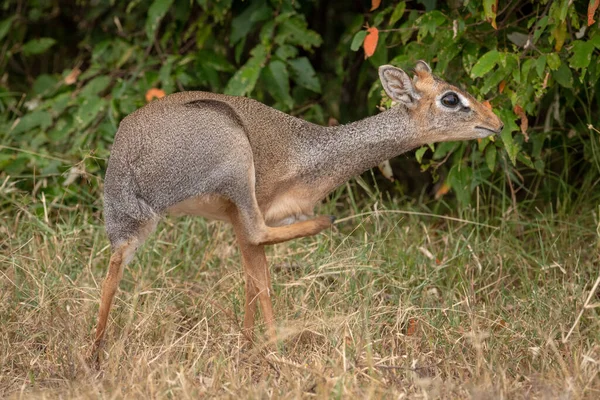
[1,185,599,399]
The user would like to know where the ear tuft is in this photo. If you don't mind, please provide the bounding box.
[378,65,417,105]
[414,60,432,74]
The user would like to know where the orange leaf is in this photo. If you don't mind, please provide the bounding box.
[482,100,492,110]
[406,318,418,336]
[498,80,506,94]
[513,104,529,142]
[370,0,381,11]
[589,0,600,26]
[435,182,451,199]
[64,67,81,85]
[145,88,166,102]
[363,27,379,59]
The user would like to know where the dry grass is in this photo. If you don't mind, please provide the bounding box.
[1,198,599,399]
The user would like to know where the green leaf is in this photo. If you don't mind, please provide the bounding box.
[433,141,458,160]
[43,92,71,116]
[33,74,59,97]
[288,57,321,93]
[224,45,267,96]
[501,129,519,166]
[448,163,473,206]
[495,109,520,166]
[373,7,393,27]
[230,0,271,45]
[259,20,275,43]
[550,0,569,22]
[480,66,508,95]
[350,31,367,51]
[80,76,112,98]
[0,16,15,42]
[415,146,428,163]
[533,16,549,43]
[21,38,56,56]
[499,110,519,166]
[517,153,534,169]
[276,15,322,51]
[11,111,53,135]
[552,63,573,88]
[275,45,298,61]
[389,2,406,26]
[436,35,461,72]
[303,104,326,125]
[569,40,595,69]
[485,145,497,172]
[534,159,545,175]
[483,0,497,28]
[535,55,546,78]
[159,56,176,93]
[471,50,500,78]
[417,11,446,40]
[145,0,174,39]
[263,60,293,110]
[198,50,234,72]
[75,96,106,129]
[195,23,211,49]
[546,53,561,70]
[478,137,490,152]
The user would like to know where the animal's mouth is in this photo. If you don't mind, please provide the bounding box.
[475,125,503,135]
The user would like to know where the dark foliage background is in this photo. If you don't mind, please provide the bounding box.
[1,0,599,215]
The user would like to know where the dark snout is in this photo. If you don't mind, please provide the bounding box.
[492,122,504,134]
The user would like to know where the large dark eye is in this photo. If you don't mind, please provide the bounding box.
[441,92,460,108]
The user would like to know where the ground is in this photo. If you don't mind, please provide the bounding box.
[1,190,599,399]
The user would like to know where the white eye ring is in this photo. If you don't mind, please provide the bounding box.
[441,92,460,108]
[437,91,471,110]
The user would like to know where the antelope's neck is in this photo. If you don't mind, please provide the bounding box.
[294,107,420,198]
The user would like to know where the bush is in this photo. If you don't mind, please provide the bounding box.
[1,0,599,212]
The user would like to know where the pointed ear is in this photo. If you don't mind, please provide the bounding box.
[378,65,418,105]
[414,60,432,74]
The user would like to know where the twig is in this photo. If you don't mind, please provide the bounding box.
[563,272,600,343]
[0,145,70,163]
[334,209,498,229]
[148,317,207,364]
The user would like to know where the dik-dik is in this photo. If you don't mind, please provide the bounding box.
[91,61,503,358]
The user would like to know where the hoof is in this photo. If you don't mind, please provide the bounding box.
[85,348,101,371]
[86,339,104,370]
[328,215,337,224]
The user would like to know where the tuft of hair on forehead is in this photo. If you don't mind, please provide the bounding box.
[414,69,431,81]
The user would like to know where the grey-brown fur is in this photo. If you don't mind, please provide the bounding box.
[92,62,503,361]
[104,91,418,248]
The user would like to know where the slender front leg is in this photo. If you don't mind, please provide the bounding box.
[243,268,259,338]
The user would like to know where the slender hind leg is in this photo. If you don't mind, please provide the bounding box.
[89,220,155,365]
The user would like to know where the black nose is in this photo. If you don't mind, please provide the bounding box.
[497,123,504,133]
